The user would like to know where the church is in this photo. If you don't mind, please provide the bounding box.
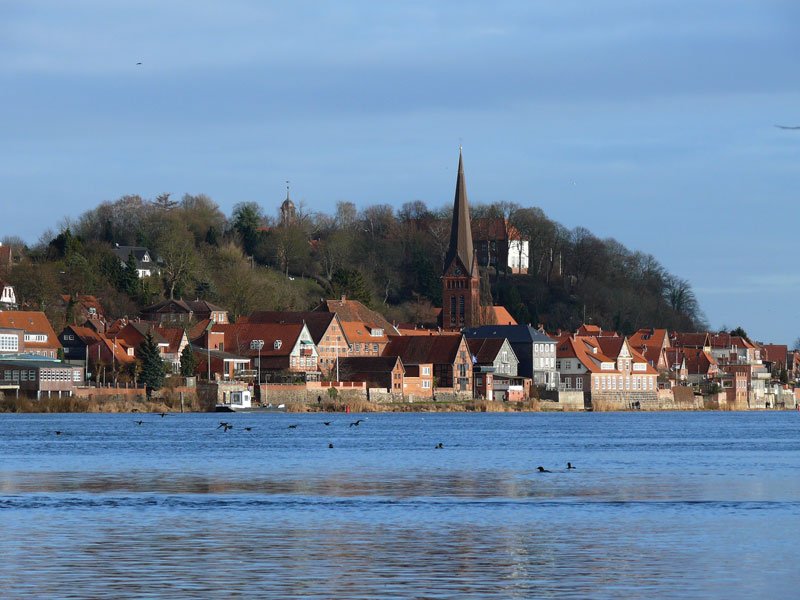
[440,150,515,330]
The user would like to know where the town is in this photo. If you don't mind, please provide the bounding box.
[0,153,796,411]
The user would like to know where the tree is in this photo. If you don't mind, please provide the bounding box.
[122,252,140,297]
[138,331,165,396]
[180,344,198,377]
[153,192,178,211]
[231,202,263,256]
[157,229,198,300]
[729,326,749,340]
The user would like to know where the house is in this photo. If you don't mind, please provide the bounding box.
[467,337,527,401]
[0,280,17,309]
[115,321,170,359]
[242,311,348,376]
[210,321,320,382]
[58,294,104,325]
[316,296,397,357]
[336,356,405,394]
[472,217,529,274]
[0,311,61,359]
[140,299,229,326]
[0,356,84,398]
[758,344,788,375]
[556,334,658,407]
[463,325,558,390]
[679,347,719,385]
[156,327,190,373]
[112,245,158,278]
[629,328,671,373]
[383,333,473,395]
[189,345,252,381]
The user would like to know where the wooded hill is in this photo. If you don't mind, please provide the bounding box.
[1,193,706,334]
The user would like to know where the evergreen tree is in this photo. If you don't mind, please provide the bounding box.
[180,344,198,377]
[138,331,165,397]
[122,252,140,297]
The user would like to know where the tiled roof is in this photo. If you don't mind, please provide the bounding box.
[212,322,304,357]
[0,311,60,350]
[629,328,670,349]
[318,297,394,332]
[490,306,517,326]
[463,325,555,345]
[383,334,463,365]
[155,327,186,353]
[466,337,511,364]
[671,332,710,348]
[243,311,336,345]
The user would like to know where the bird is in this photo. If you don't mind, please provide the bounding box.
[567,462,575,469]
[435,443,444,449]
[54,431,62,436]
[775,124,800,130]
[217,421,229,429]
[349,419,363,427]
[244,427,252,432]
[136,62,142,65]
[537,466,551,473]
[134,420,144,426]
[322,421,332,426]
[288,424,298,429]
[217,421,233,432]
[158,412,169,417]
[328,443,334,448]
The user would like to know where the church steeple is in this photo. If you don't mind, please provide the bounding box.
[444,148,476,276]
[442,148,481,330]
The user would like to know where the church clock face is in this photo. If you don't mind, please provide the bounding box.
[453,267,462,276]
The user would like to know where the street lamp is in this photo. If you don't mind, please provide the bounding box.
[251,339,264,402]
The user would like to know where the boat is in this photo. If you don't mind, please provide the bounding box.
[214,391,287,412]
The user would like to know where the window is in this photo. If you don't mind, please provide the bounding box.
[370,329,383,337]
[576,378,583,390]
[450,297,456,324]
[0,334,19,352]
[535,343,540,353]
[354,343,361,352]
[422,366,430,376]
[459,295,465,321]
[24,333,48,343]
[564,377,571,389]
[556,360,561,369]
[274,340,282,350]
[422,380,431,389]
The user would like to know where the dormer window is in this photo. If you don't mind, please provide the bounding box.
[274,340,282,350]
[370,328,383,337]
[142,254,150,262]
[88,307,97,315]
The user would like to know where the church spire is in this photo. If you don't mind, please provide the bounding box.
[444,147,475,275]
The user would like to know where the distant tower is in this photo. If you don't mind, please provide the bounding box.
[280,181,296,226]
[442,149,481,330]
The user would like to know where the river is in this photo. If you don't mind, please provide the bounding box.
[1,411,799,598]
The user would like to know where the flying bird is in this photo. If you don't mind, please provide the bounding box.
[217,421,233,432]
[244,427,253,432]
[134,420,144,426]
[288,424,298,429]
[537,466,552,473]
[136,62,142,65]
[158,412,169,417]
[349,419,364,427]
[322,421,332,426]
[54,431,63,436]
[775,125,800,130]
[567,462,575,470]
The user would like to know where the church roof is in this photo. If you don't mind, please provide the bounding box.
[444,149,476,276]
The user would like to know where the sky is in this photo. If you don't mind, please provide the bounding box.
[1,1,799,344]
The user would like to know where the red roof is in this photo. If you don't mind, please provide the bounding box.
[383,333,464,366]
[0,311,60,352]
[212,322,304,357]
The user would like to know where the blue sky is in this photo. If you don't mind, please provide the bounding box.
[2,1,799,344]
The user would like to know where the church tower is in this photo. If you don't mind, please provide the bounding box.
[442,149,481,330]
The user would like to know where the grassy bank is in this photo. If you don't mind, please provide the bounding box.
[0,392,209,414]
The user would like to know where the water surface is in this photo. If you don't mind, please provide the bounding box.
[2,412,799,598]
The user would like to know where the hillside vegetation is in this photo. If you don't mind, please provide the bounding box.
[1,193,706,334]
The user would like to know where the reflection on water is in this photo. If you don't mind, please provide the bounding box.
[2,412,800,598]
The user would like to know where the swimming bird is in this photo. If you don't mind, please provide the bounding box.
[322,421,332,426]
[244,427,252,432]
[567,462,575,469]
[537,466,551,473]
[435,443,444,449]
[55,431,62,436]
[328,443,334,448]
[349,419,363,427]
[288,424,298,429]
